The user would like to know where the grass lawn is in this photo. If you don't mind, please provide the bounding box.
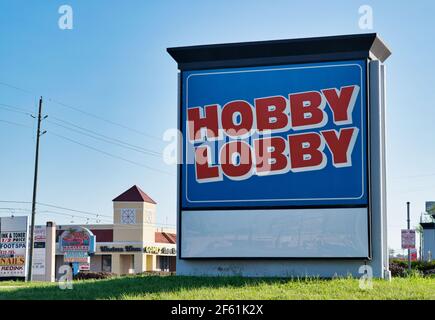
[0,275,434,300]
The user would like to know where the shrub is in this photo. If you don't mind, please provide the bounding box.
[75,271,116,280]
[389,261,406,277]
[423,269,435,277]
[390,259,435,277]
[412,260,435,272]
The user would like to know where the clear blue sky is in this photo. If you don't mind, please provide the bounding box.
[0,0,434,252]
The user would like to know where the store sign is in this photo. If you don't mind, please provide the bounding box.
[144,246,176,255]
[60,227,95,253]
[99,245,176,255]
[32,225,46,276]
[79,263,90,271]
[64,251,90,263]
[182,61,367,208]
[401,229,416,249]
[0,216,29,277]
[60,227,95,264]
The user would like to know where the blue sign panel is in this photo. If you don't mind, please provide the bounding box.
[181,60,367,208]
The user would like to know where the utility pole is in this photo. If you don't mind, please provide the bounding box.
[419,213,423,261]
[27,97,46,281]
[406,201,411,272]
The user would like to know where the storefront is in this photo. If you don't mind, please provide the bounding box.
[53,185,176,276]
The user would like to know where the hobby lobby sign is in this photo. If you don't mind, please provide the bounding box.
[181,61,367,208]
[188,84,360,182]
[169,33,390,273]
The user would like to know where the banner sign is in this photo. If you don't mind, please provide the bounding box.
[0,216,29,277]
[401,229,416,249]
[182,60,367,208]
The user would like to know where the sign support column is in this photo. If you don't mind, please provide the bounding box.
[407,201,411,272]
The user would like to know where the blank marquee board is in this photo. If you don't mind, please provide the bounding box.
[168,34,391,277]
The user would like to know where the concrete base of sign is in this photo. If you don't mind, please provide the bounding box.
[177,259,383,278]
[384,269,392,281]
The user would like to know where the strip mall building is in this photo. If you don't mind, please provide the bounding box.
[53,185,176,277]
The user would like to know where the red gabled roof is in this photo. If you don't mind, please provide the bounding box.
[112,185,157,204]
[155,232,176,244]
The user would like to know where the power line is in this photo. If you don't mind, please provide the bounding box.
[50,116,162,155]
[0,200,111,219]
[16,211,107,224]
[0,206,175,227]
[38,210,112,223]
[0,200,31,204]
[37,202,111,219]
[0,205,175,226]
[392,172,435,180]
[48,130,174,176]
[0,118,174,187]
[0,81,34,95]
[47,117,161,157]
[47,98,163,142]
[395,184,435,194]
[0,209,176,227]
[0,209,112,224]
[0,207,31,213]
[114,222,176,228]
[0,103,33,116]
[0,119,33,129]
[0,81,164,142]
[0,101,164,158]
[0,101,164,157]
[0,103,168,172]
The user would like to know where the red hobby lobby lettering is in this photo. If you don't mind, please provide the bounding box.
[187,85,360,183]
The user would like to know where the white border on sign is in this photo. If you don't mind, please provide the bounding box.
[184,63,365,203]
